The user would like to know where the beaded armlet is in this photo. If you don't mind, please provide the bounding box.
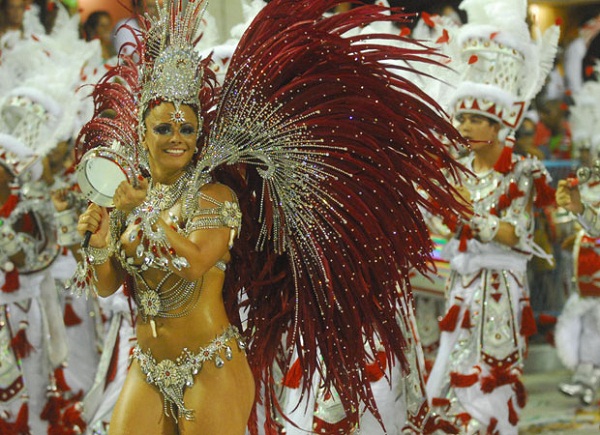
[184,192,242,248]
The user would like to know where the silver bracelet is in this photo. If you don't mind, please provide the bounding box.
[86,245,112,265]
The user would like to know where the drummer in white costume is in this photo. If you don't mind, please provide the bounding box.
[554,67,600,405]
[425,0,559,433]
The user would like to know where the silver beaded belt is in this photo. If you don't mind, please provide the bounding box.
[131,325,245,421]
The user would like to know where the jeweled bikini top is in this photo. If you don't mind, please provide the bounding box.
[109,169,242,336]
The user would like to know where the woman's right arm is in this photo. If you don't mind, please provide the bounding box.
[77,203,126,297]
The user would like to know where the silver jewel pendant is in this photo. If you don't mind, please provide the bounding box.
[225,346,233,361]
[136,244,144,258]
[237,339,246,350]
[171,256,189,270]
[215,356,224,368]
[144,253,155,266]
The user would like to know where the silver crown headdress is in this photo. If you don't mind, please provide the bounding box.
[450,0,559,130]
[137,0,208,135]
[442,0,560,173]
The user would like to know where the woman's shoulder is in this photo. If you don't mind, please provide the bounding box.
[198,182,237,204]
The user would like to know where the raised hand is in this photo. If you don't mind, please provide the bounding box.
[77,203,110,248]
[113,177,149,214]
[556,179,583,215]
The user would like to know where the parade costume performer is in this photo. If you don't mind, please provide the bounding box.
[0,4,126,432]
[0,138,64,434]
[425,0,560,433]
[555,67,600,406]
[72,1,469,433]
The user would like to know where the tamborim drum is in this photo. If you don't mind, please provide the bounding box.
[76,140,139,207]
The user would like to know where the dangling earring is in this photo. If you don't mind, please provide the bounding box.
[138,144,150,172]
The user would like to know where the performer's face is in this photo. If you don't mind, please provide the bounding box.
[455,113,499,150]
[143,102,198,179]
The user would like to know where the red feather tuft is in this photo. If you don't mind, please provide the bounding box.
[493,146,514,174]
[456,412,471,427]
[61,403,86,433]
[422,12,434,27]
[450,371,479,387]
[480,366,519,393]
[2,269,20,293]
[459,225,473,252]
[507,398,519,426]
[585,66,596,77]
[461,309,472,329]
[497,194,511,211]
[14,401,29,435]
[365,351,387,382]
[0,194,19,218]
[436,29,450,44]
[40,395,64,424]
[487,417,499,435]
[63,299,82,327]
[533,175,556,208]
[439,304,461,332]
[423,415,459,434]
[0,416,12,434]
[508,182,524,199]
[514,379,527,408]
[520,304,537,337]
[281,358,303,389]
[431,397,451,408]
[54,367,71,393]
[11,324,34,359]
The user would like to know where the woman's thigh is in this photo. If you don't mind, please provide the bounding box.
[109,361,178,435]
[179,348,255,435]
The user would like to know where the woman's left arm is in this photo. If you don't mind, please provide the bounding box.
[156,183,235,282]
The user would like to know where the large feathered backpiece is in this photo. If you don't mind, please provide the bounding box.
[76,0,468,432]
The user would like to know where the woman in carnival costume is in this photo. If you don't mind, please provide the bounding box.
[73,0,469,433]
[424,0,560,433]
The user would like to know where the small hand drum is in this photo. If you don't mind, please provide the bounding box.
[76,140,139,207]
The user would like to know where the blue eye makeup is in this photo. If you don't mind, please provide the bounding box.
[154,124,172,135]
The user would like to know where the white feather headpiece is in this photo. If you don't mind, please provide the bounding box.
[450,0,560,130]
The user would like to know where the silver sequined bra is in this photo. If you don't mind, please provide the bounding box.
[132,325,246,421]
[112,186,242,323]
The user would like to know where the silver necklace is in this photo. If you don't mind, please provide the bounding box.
[148,167,194,211]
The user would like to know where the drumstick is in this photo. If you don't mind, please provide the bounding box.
[82,230,92,248]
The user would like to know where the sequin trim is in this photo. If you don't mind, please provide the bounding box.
[131,325,245,421]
